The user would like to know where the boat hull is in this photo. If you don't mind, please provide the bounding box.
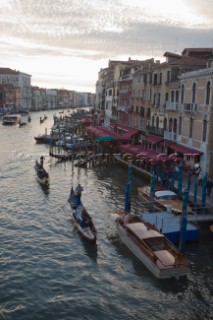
[69,193,96,244]
[112,213,189,279]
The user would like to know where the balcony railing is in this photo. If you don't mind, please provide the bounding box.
[183,103,198,112]
[164,131,177,141]
[147,125,164,137]
[165,102,179,111]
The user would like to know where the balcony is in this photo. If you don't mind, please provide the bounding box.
[164,130,177,142]
[165,102,179,111]
[183,103,198,112]
[147,125,164,137]
[117,106,128,112]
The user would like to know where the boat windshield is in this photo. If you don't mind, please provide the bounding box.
[144,237,166,251]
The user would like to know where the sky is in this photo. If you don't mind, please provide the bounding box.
[0,0,212,93]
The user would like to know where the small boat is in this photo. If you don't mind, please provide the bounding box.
[138,186,192,214]
[28,116,31,122]
[2,114,21,125]
[19,121,27,127]
[34,134,51,144]
[112,211,190,279]
[34,160,50,186]
[68,187,97,244]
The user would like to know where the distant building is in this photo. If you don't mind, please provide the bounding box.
[0,68,31,110]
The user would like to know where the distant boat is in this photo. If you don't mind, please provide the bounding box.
[2,114,21,125]
[19,121,27,127]
[111,211,190,279]
[34,134,51,144]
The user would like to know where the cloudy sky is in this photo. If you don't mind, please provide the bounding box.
[0,0,212,93]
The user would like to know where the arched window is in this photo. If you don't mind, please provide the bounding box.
[156,116,159,130]
[173,118,177,133]
[164,117,167,130]
[179,116,182,134]
[169,118,173,132]
[152,115,155,127]
[206,81,211,105]
[189,118,193,138]
[175,90,179,103]
[203,120,207,142]
[181,85,184,103]
[171,91,174,102]
[192,83,196,104]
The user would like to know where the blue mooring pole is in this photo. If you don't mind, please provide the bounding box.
[193,182,198,211]
[149,174,156,212]
[179,189,189,252]
[178,165,183,198]
[202,173,207,214]
[124,161,133,212]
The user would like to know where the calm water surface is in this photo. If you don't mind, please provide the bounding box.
[0,110,213,320]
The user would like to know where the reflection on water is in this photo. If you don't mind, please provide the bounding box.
[81,238,98,262]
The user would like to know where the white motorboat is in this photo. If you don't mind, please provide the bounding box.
[112,212,190,279]
[2,114,21,125]
[138,186,192,214]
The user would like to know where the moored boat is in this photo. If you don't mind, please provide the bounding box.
[34,134,51,144]
[111,211,190,279]
[68,186,97,244]
[34,159,50,186]
[138,186,192,214]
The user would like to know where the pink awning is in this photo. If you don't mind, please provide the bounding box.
[169,143,201,156]
[147,134,163,144]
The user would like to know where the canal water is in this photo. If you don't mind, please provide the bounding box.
[0,110,212,320]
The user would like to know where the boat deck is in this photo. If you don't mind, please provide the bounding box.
[140,211,199,244]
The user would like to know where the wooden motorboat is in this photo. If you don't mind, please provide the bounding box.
[112,211,190,279]
[138,186,192,214]
[34,160,50,186]
[68,187,97,244]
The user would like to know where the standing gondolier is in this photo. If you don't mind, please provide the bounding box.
[40,156,44,168]
[75,184,83,205]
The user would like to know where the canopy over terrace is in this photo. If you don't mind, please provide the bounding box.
[108,124,140,140]
[85,126,133,142]
[118,144,176,163]
[80,116,93,125]
[169,142,201,157]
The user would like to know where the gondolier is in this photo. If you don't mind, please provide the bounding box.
[75,183,83,204]
[40,156,44,168]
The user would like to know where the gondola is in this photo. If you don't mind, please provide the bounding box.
[68,187,97,244]
[34,160,50,186]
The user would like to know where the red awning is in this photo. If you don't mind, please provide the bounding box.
[122,129,139,139]
[169,143,200,156]
[147,134,163,144]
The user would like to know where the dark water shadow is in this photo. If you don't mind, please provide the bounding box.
[81,237,98,262]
